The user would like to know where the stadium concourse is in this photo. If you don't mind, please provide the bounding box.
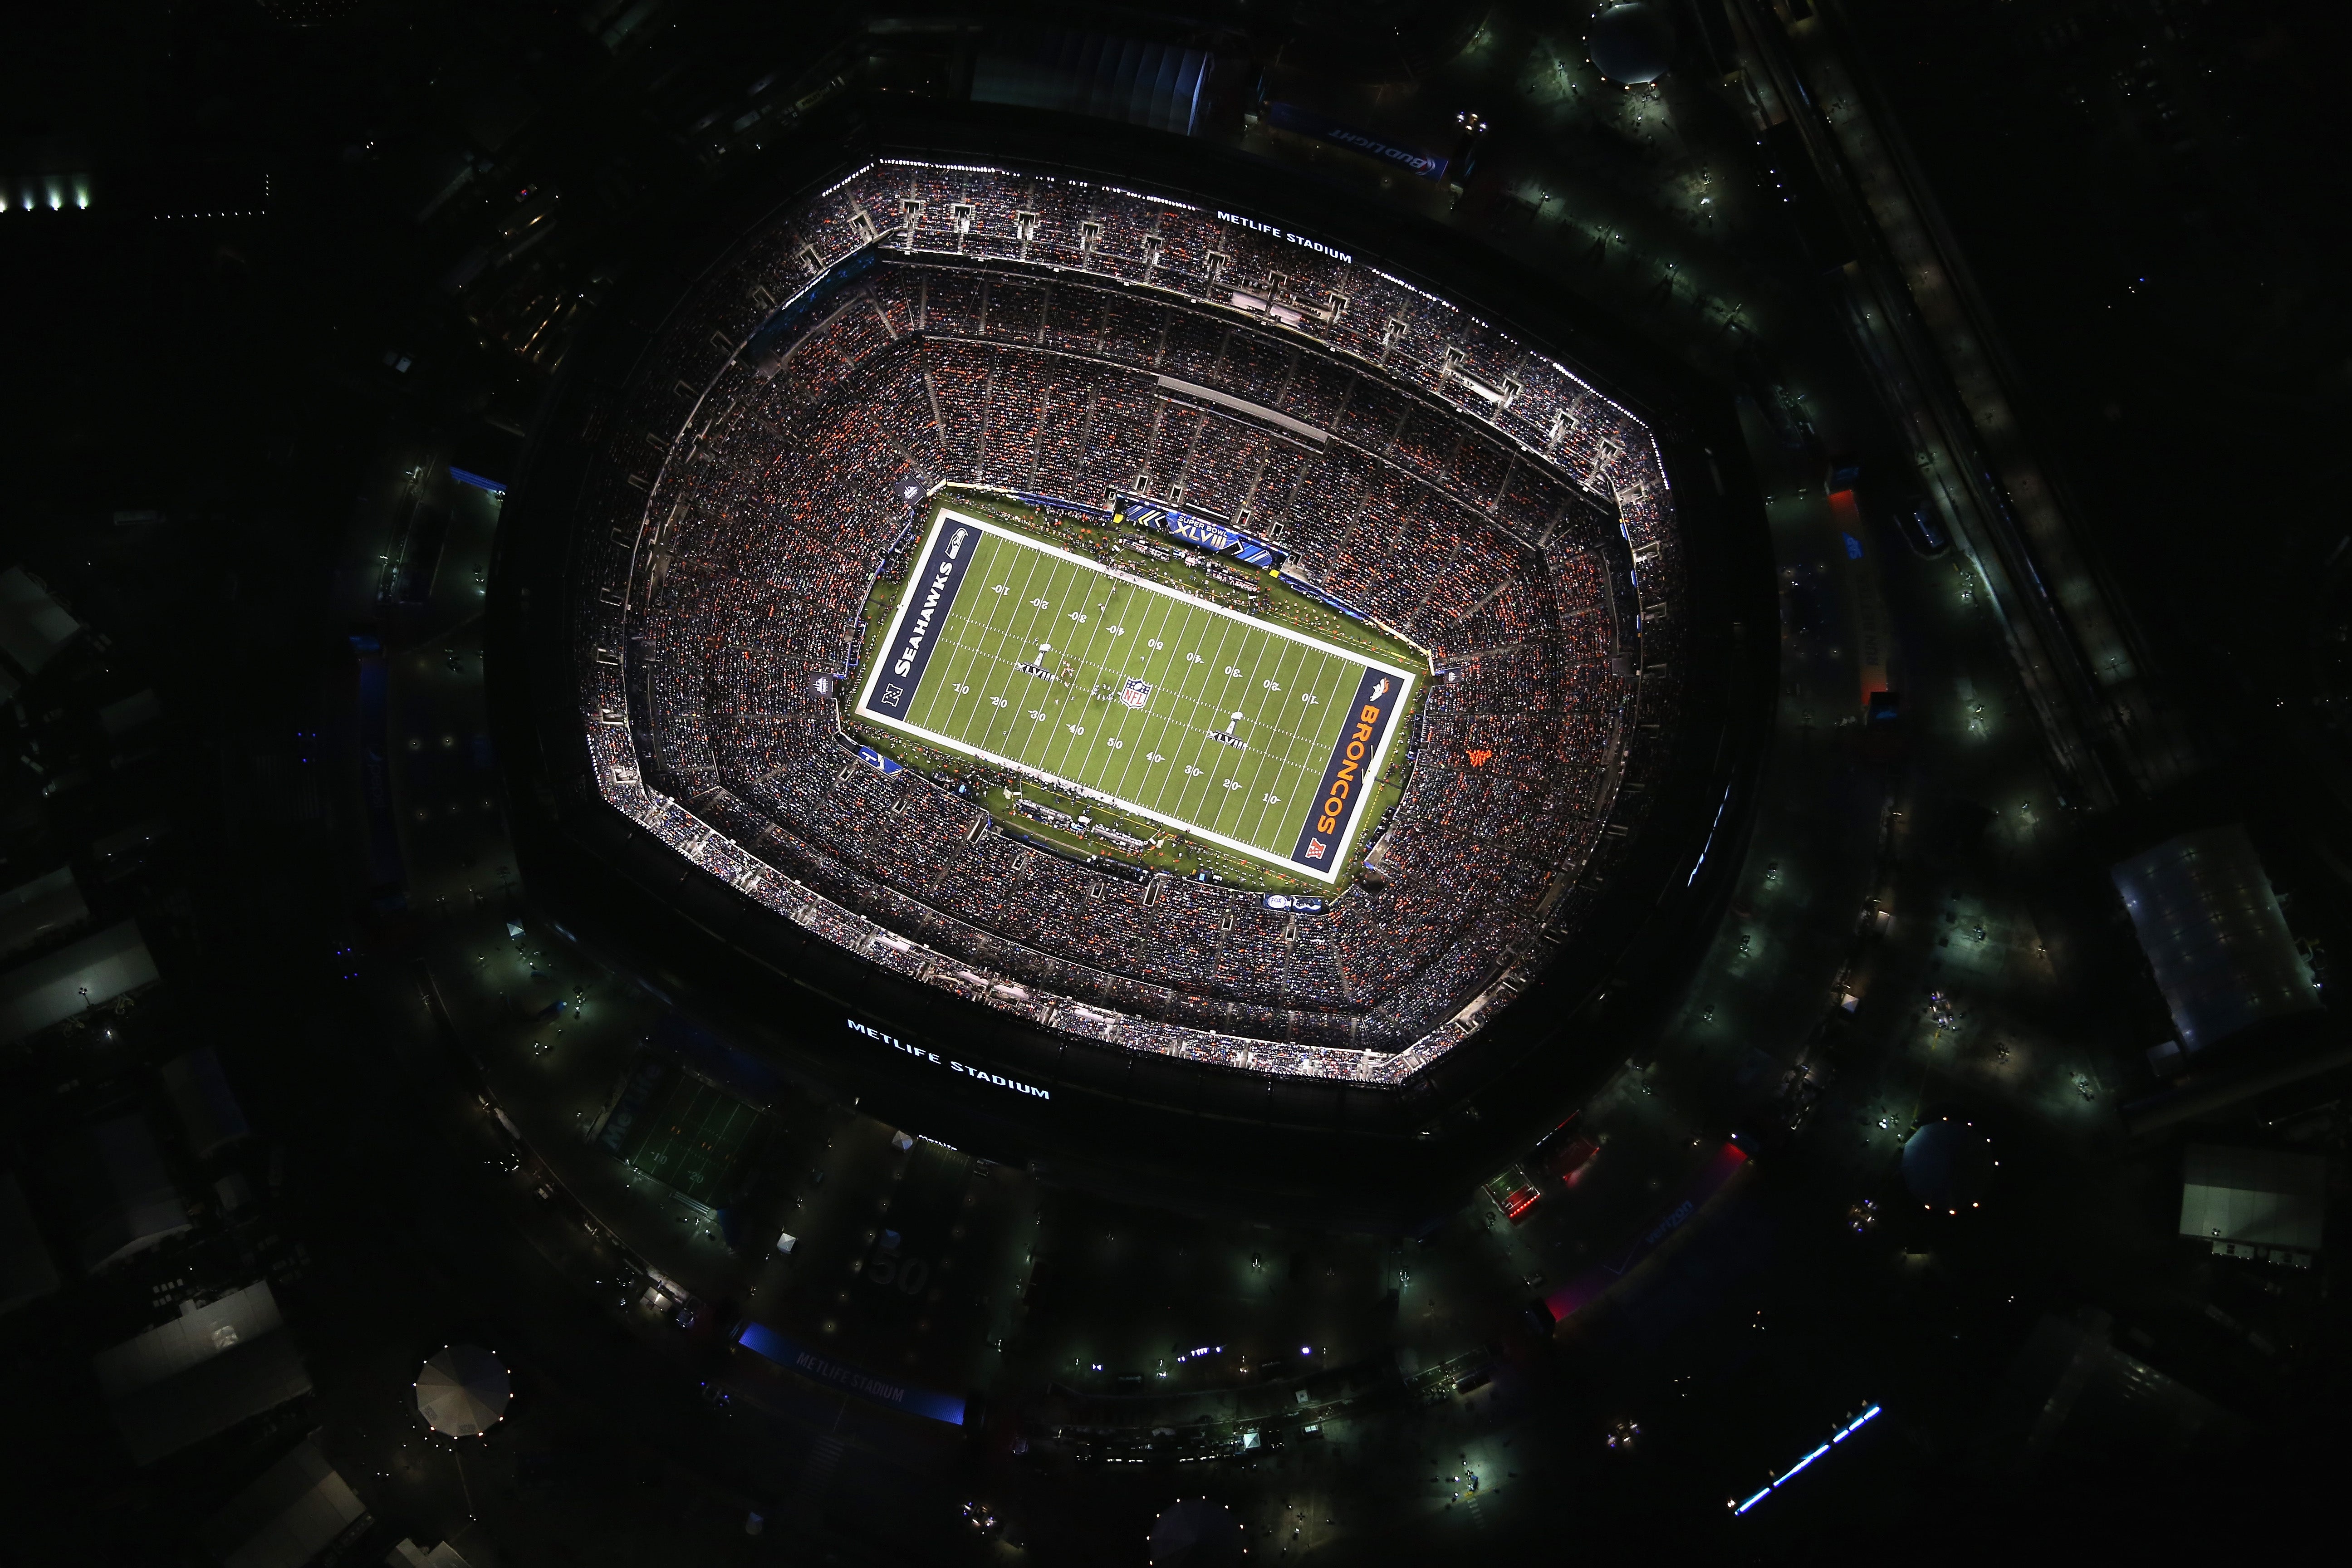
[572,159,1690,1083]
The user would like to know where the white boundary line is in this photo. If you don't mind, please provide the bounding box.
[854,510,1417,883]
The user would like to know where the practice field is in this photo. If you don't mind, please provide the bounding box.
[625,1077,763,1205]
[855,510,1417,882]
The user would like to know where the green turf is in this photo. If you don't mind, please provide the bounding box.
[625,1077,763,1205]
[854,511,1416,880]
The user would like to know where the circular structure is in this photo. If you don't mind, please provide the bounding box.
[573,160,1667,1078]
[415,1344,510,1437]
[1587,2,1677,84]
[493,110,1767,1221]
[563,165,1688,1073]
[1150,1497,1245,1567]
[1902,1118,1993,1209]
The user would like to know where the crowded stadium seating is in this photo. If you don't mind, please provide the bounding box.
[570,161,1686,1083]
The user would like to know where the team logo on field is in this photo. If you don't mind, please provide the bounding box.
[1304,837,1328,860]
[1370,677,1391,704]
[1118,678,1154,709]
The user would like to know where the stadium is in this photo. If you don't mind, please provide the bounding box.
[490,105,1773,1224]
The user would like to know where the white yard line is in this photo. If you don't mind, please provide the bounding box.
[856,510,1416,881]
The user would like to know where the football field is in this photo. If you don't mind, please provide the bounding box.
[854,510,1416,881]
[625,1076,763,1205]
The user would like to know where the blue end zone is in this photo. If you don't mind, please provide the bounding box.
[1289,667,1404,872]
[863,516,980,723]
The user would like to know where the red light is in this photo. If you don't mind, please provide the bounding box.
[1552,1136,1600,1180]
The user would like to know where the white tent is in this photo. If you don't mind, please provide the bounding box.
[0,566,83,680]
[416,1344,509,1437]
[0,1173,62,1316]
[390,1540,476,1568]
[199,1439,365,1568]
[2180,1144,2326,1254]
[0,866,88,962]
[161,1047,250,1159]
[74,1113,189,1270]
[0,920,160,1044]
[92,1282,312,1465]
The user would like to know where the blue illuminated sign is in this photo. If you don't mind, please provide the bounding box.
[738,1323,968,1425]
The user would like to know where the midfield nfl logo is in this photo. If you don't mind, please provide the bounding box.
[1118,678,1153,710]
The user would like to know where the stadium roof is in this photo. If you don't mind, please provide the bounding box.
[196,1439,366,1568]
[563,154,1694,1078]
[490,106,1773,1223]
[0,1171,62,1317]
[2111,825,2319,1055]
[161,1046,251,1160]
[973,28,1212,137]
[2178,1144,2326,1251]
[93,1281,313,1465]
[0,918,161,1043]
[0,865,87,962]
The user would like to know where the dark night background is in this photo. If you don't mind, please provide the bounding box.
[0,1,2344,1562]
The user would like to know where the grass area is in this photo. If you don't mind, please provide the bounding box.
[624,1075,763,1206]
[851,502,1421,885]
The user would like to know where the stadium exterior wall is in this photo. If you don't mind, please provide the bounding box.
[486,98,1775,1230]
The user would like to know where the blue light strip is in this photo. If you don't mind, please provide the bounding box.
[1778,1442,1831,1484]
[1734,1406,1880,1517]
[1687,785,1733,887]
[1832,1405,1879,1443]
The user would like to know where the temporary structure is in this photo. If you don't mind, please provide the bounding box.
[415,1344,510,1437]
[93,1282,311,1465]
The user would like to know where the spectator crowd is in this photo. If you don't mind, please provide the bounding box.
[569,160,1689,1083]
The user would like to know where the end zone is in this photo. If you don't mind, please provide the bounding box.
[1289,667,1407,872]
